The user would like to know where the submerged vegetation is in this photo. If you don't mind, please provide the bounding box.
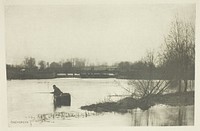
[25,111,100,125]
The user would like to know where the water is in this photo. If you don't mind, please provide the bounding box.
[7,78,194,127]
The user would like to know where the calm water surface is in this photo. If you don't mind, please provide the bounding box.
[7,78,194,126]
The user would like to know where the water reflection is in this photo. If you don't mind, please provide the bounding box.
[129,105,194,126]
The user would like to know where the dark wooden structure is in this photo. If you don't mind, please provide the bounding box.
[53,93,71,107]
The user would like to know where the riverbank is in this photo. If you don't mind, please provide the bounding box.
[81,91,194,113]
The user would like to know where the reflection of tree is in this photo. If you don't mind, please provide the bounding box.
[163,106,187,126]
[130,108,152,126]
[129,105,193,126]
[177,106,187,126]
[130,109,141,126]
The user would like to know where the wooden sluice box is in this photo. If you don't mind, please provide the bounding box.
[53,93,71,106]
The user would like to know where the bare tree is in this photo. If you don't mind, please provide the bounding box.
[128,80,172,99]
[114,51,173,99]
[160,16,195,92]
[141,50,157,80]
[129,50,174,99]
[23,57,36,69]
[38,60,46,70]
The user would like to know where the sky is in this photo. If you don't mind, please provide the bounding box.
[5,4,196,65]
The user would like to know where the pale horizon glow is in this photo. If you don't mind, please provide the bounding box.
[5,4,195,65]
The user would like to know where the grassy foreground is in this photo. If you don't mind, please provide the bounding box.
[81,91,194,113]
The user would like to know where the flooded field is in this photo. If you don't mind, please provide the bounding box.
[7,78,194,126]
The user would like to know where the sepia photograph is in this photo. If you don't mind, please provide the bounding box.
[1,0,198,128]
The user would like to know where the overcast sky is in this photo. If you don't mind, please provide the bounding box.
[5,4,195,65]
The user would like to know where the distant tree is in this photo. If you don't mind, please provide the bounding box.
[38,60,46,70]
[23,57,37,69]
[49,62,62,73]
[99,62,108,67]
[6,64,12,69]
[62,62,72,72]
[118,61,132,71]
[50,62,61,69]
[141,50,157,79]
[131,61,146,69]
[46,62,50,68]
[160,16,195,92]
[72,58,86,68]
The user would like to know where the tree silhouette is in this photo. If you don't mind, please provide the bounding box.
[160,16,195,92]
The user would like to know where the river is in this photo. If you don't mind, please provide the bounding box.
[7,78,194,127]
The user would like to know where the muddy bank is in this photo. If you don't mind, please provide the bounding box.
[81,91,194,113]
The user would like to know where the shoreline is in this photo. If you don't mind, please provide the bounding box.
[81,91,194,113]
